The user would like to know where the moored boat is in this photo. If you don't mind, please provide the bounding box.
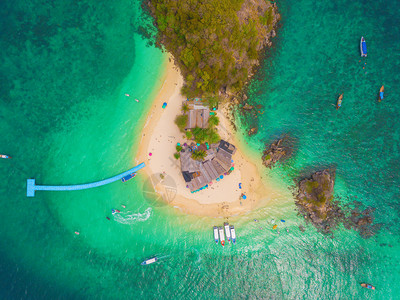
[0,154,12,159]
[224,222,231,243]
[336,94,343,110]
[141,257,158,265]
[213,226,219,244]
[361,283,375,290]
[379,85,384,102]
[230,225,236,244]
[121,172,136,182]
[360,36,367,57]
[218,226,225,246]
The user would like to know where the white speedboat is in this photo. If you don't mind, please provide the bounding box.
[141,257,157,265]
[224,222,231,243]
[213,226,219,244]
[218,226,225,246]
[230,225,236,244]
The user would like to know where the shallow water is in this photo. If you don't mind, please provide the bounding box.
[0,0,399,299]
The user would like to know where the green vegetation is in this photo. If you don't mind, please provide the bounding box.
[205,96,219,110]
[147,0,277,97]
[305,181,319,194]
[182,103,189,113]
[185,131,193,139]
[176,145,183,152]
[174,153,180,159]
[208,115,220,128]
[191,149,207,161]
[192,127,221,144]
[175,115,188,132]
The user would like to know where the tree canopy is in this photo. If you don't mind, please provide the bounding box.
[147,0,278,97]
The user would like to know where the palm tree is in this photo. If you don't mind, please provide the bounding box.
[191,149,207,161]
[182,103,189,113]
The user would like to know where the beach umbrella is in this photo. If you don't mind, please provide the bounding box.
[149,152,152,156]
[220,175,223,179]
[242,195,247,200]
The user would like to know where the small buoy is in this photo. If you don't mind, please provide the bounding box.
[273,225,277,230]
[125,93,130,97]
[75,231,80,235]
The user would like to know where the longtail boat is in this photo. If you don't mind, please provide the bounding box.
[0,154,12,159]
[361,283,375,290]
[218,226,225,246]
[360,37,367,57]
[379,86,384,102]
[336,94,343,110]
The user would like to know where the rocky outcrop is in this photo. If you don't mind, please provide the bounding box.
[262,135,294,168]
[295,169,343,234]
[248,127,258,136]
[296,170,381,237]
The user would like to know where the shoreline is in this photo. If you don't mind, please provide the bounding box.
[135,55,286,218]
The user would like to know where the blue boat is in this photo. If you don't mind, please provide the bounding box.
[379,86,384,102]
[360,37,367,57]
[230,225,236,244]
[121,173,136,182]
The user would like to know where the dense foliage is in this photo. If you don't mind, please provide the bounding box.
[191,149,207,161]
[147,0,277,97]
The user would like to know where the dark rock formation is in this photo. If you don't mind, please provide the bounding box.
[295,169,344,234]
[248,127,258,136]
[243,103,253,110]
[262,135,294,168]
[296,170,381,238]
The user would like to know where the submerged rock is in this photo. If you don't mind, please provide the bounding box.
[248,127,258,136]
[243,103,253,110]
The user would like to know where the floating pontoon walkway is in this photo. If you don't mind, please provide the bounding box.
[26,163,145,197]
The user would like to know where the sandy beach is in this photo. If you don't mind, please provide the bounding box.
[135,56,281,217]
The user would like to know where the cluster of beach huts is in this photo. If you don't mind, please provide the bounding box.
[181,140,236,193]
[213,223,236,246]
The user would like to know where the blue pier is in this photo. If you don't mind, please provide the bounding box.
[26,163,145,197]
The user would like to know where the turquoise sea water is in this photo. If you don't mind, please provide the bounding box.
[0,0,399,299]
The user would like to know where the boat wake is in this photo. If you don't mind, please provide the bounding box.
[113,207,152,224]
